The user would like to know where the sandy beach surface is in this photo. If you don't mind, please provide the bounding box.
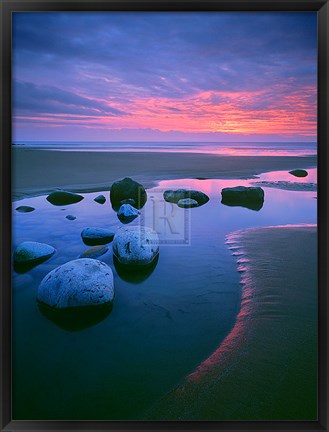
[146,225,317,420]
[12,148,317,199]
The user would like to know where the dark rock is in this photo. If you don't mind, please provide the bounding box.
[46,191,84,206]
[117,204,140,224]
[81,227,115,246]
[110,177,147,210]
[66,215,76,220]
[94,194,106,204]
[221,186,264,211]
[16,206,35,213]
[289,169,308,178]
[163,189,209,206]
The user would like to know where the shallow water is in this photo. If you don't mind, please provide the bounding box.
[12,168,317,420]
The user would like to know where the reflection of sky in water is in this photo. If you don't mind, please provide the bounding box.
[12,170,317,420]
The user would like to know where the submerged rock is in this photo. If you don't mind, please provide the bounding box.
[177,198,199,208]
[94,194,106,204]
[163,189,209,206]
[81,227,115,246]
[221,186,264,211]
[66,214,76,221]
[117,204,140,224]
[46,191,84,206]
[289,169,308,178]
[79,245,109,259]
[112,226,159,266]
[110,177,147,210]
[14,241,55,273]
[37,258,114,309]
[16,205,35,213]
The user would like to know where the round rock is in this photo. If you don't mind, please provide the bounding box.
[177,198,199,208]
[112,226,159,266]
[81,227,115,246]
[46,191,84,206]
[14,241,55,264]
[37,259,114,309]
[110,177,147,209]
[66,214,76,221]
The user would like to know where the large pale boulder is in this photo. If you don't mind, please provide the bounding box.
[37,258,114,308]
[110,177,147,210]
[112,226,159,266]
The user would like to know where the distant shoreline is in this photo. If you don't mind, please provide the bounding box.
[12,148,317,200]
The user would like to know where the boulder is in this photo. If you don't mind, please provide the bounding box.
[46,191,84,206]
[94,194,106,204]
[221,186,264,211]
[66,215,76,221]
[14,241,55,273]
[79,245,109,259]
[16,206,35,213]
[289,169,308,178]
[112,226,159,266]
[117,204,140,224]
[110,177,147,210]
[177,198,199,208]
[37,258,114,309]
[81,227,115,246]
[163,189,209,206]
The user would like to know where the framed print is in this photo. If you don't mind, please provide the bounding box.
[1,0,328,430]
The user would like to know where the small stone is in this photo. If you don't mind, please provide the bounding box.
[79,245,109,259]
[81,227,115,246]
[14,241,55,263]
[94,195,106,204]
[177,198,199,208]
[120,198,137,207]
[16,206,35,213]
[289,169,308,178]
[117,204,140,224]
[66,215,76,220]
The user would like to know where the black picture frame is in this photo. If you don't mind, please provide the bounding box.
[1,1,328,430]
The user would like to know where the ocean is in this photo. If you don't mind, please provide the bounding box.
[13,141,317,157]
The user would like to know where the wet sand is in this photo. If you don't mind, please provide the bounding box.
[146,225,317,420]
[12,148,316,199]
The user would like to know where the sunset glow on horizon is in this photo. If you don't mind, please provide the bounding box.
[12,12,317,143]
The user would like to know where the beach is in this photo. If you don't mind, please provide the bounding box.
[12,148,318,420]
[147,225,317,420]
[12,148,317,199]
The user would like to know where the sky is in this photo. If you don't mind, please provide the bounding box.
[12,12,317,143]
